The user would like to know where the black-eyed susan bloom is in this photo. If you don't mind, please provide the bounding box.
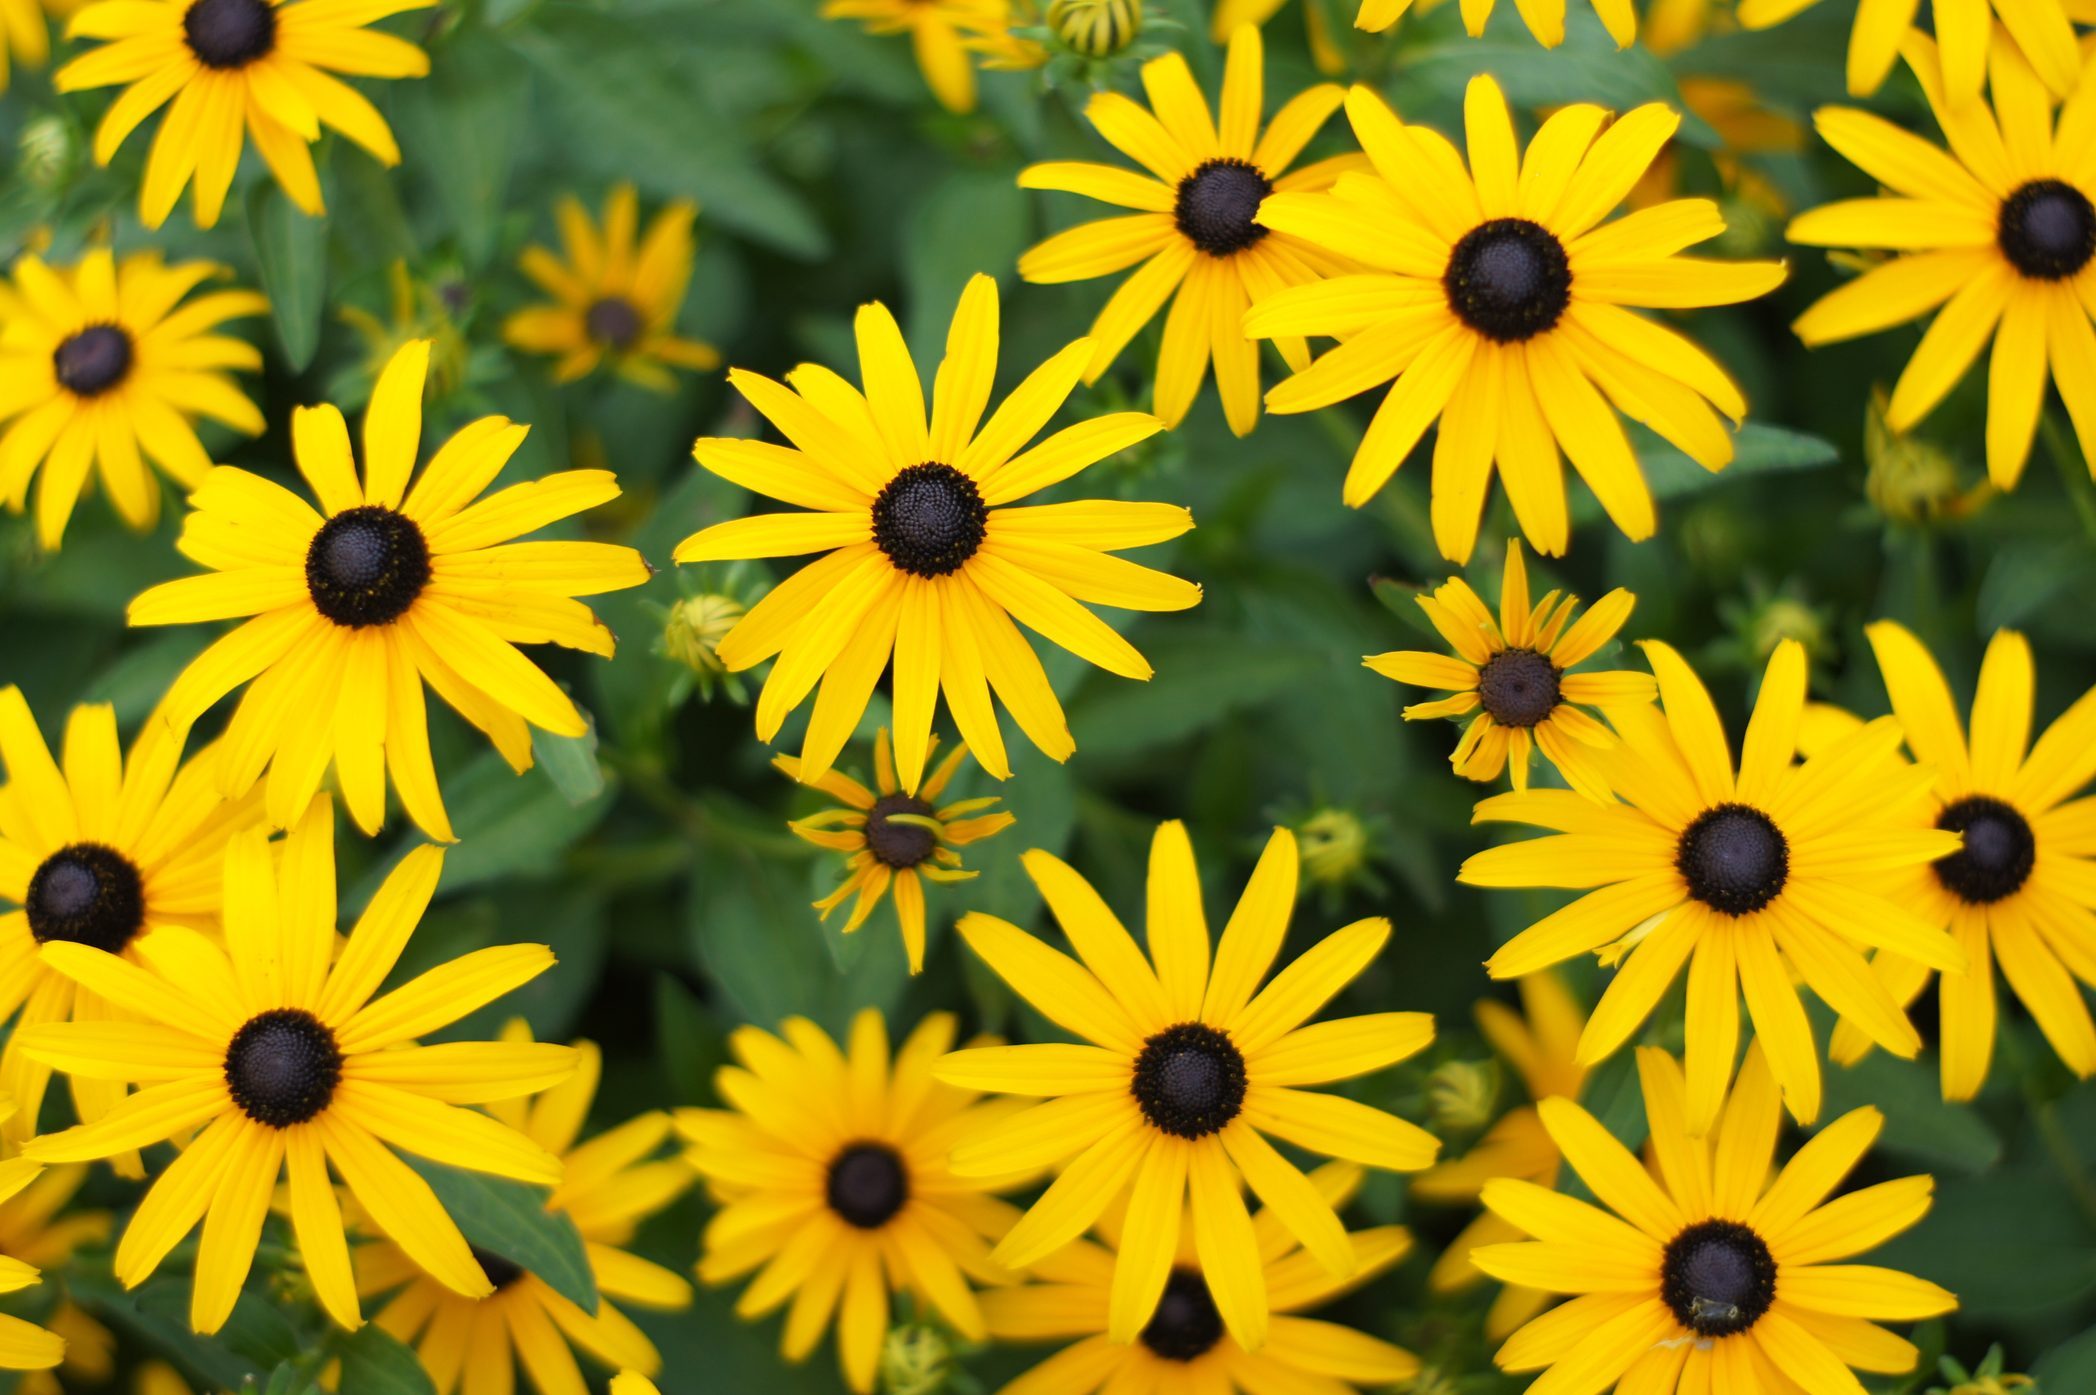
[1833,622,2096,1100]
[1014,26,1355,436]
[983,1162,1419,1395]
[1412,972,1587,1340]
[56,0,433,229]
[1249,76,1786,563]
[934,821,1438,1350]
[674,273,1198,795]
[0,1156,65,1373]
[1738,0,2078,102]
[1367,540,1655,799]
[680,1009,1031,1395]
[0,688,260,1154]
[1474,1045,1955,1395]
[357,1022,694,1392]
[1460,639,1964,1135]
[819,0,1005,112]
[778,729,1015,972]
[503,185,722,392]
[17,795,580,1335]
[0,248,265,547]
[127,337,650,841]
[1791,35,2096,490]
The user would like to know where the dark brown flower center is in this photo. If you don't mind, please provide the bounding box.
[1933,795,2035,905]
[584,296,644,350]
[1477,647,1561,728]
[470,1245,527,1291]
[1661,1219,1777,1337]
[183,0,277,68]
[871,463,987,578]
[826,1142,909,1229]
[1141,1269,1225,1361]
[865,793,938,869]
[1174,159,1272,258]
[1999,179,2096,281]
[25,843,146,953]
[224,1008,344,1128]
[1676,803,1788,917]
[1444,218,1572,342]
[305,505,432,627]
[53,325,135,398]
[1132,1022,1245,1139]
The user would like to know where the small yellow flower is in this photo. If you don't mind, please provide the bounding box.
[820,0,1009,112]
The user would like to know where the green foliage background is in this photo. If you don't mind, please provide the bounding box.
[3,0,2096,1389]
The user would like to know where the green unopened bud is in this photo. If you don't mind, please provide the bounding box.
[1047,0,1140,56]
[1928,1346,2034,1395]
[1427,1059,1499,1135]
[17,115,77,193]
[1404,1367,1463,1395]
[1297,808,1368,889]
[1745,597,1825,664]
[1865,387,1989,525]
[664,594,743,683]
[880,1323,955,1395]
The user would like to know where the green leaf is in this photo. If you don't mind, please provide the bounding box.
[70,1271,305,1391]
[1643,423,1841,501]
[331,1322,438,1395]
[392,26,524,267]
[900,169,1029,354]
[533,717,607,806]
[1821,1052,2002,1175]
[2037,1325,2096,1390]
[1068,630,1326,760]
[246,180,329,371]
[656,974,728,1106]
[403,1158,599,1313]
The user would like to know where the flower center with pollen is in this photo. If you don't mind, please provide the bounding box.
[470,1245,527,1291]
[224,1008,344,1128]
[1999,179,2096,281]
[25,843,146,953]
[1933,795,2036,905]
[870,463,988,578]
[1661,1220,1777,1337]
[305,505,432,627]
[825,1142,909,1229]
[1174,159,1273,258]
[1132,1022,1246,1139]
[584,296,644,350]
[1477,647,1561,728]
[52,325,134,398]
[1676,803,1789,917]
[1444,218,1572,342]
[182,0,277,68]
[865,793,939,869]
[1140,1269,1225,1362]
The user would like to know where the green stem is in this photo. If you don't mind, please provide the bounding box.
[1999,1023,2096,1228]
[2038,409,2096,541]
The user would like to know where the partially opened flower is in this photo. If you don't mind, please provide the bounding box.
[1250,76,1785,561]
[1367,540,1655,798]
[1015,26,1354,436]
[1475,1045,1956,1394]
[674,273,1198,795]
[503,185,722,391]
[984,1162,1418,1395]
[778,729,1015,972]
[1460,639,1964,1133]
[935,821,1438,1351]
[0,248,265,547]
[819,0,1007,112]
[127,337,650,840]
[1737,0,2077,102]
[19,795,579,1335]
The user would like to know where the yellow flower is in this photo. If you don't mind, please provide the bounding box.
[1411,972,1586,1340]
[0,0,54,91]
[1791,34,2096,491]
[0,247,265,547]
[779,728,1015,972]
[1250,76,1785,562]
[673,272,1199,794]
[1459,639,1964,1133]
[56,0,434,229]
[4,1164,111,1395]
[1015,26,1354,435]
[1738,0,2078,102]
[17,795,580,1335]
[1367,540,1655,799]
[680,1009,1032,1395]
[357,1021,695,1392]
[934,821,1438,1350]
[1829,622,2096,1099]
[126,337,651,841]
[0,1157,66,1372]
[504,185,723,392]
[1354,0,1633,45]
[819,0,1007,112]
[0,688,261,1155]
[609,1375,657,1395]
[1475,1045,1956,1394]
[983,1162,1418,1394]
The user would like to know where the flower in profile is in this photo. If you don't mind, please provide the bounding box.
[0,248,265,547]
[681,1009,1032,1394]
[1830,622,2096,1099]
[56,0,434,228]
[935,821,1438,1350]
[0,688,261,1154]
[1368,541,1654,799]
[983,1161,1418,1394]
[357,1021,695,1392]
[1014,26,1352,436]
[674,273,1197,794]
[819,0,1007,112]
[504,185,722,391]
[18,795,579,1335]
[0,1155,65,1374]
[3,1164,113,1395]
[1411,972,1587,1340]
[127,337,650,840]
[1737,0,2077,102]
[1250,76,1785,562]
[1459,639,1964,1133]
[1791,35,2096,490]
[1475,1045,1956,1393]
[779,728,1014,972]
